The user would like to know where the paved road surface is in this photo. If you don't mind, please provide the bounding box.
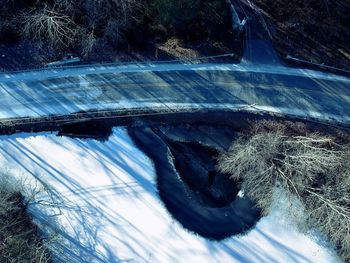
[0,42,349,124]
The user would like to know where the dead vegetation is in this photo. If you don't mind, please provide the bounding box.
[22,7,78,49]
[218,120,350,261]
[0,173,52,263]
[0,0,234,67]
[247,0,350,69]
[156,38,200,60]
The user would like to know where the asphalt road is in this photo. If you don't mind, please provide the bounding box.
[0,45,349,125]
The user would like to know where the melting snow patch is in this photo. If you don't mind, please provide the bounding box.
[237,190,245,198]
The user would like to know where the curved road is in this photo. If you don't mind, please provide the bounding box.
[0,43,349,125]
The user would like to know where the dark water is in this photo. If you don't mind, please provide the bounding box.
[128,125,261,240]
[58,120,112,140]
[166,140,238,208]
[49,110,350,240]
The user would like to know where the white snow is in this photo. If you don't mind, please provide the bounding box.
[0,128,340,263]
[237,190,245,198]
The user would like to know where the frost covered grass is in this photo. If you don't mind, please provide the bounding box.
[218,120,350,262]
[0,173,52,263]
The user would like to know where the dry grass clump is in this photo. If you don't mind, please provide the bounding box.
[0,174,52,263]
[157,38,200,60]
[218,120,350,261]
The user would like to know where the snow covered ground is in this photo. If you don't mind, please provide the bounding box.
[0,128,340,263]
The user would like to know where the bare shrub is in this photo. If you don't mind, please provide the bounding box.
[82,0,141,27]
[304,184,350,261]
[78,0,143,47]
[22,6,78,49]
[218,123,350,261]
[218,132,343,208]
[103,19,127,47]
[304,147,350,262]
[78,27,97,57]
[248,119,309,136]
[54,0,82,16]
[0,172,52,263]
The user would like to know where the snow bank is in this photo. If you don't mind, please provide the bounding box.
[0,128,340,262]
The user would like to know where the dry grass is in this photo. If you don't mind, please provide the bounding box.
[0,174,52,263]
[218,120,350,261]
[157,37,200,60]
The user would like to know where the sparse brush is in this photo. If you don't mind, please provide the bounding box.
[218,121,350,261]
[0,173,52,263]
[22,6,78,49]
